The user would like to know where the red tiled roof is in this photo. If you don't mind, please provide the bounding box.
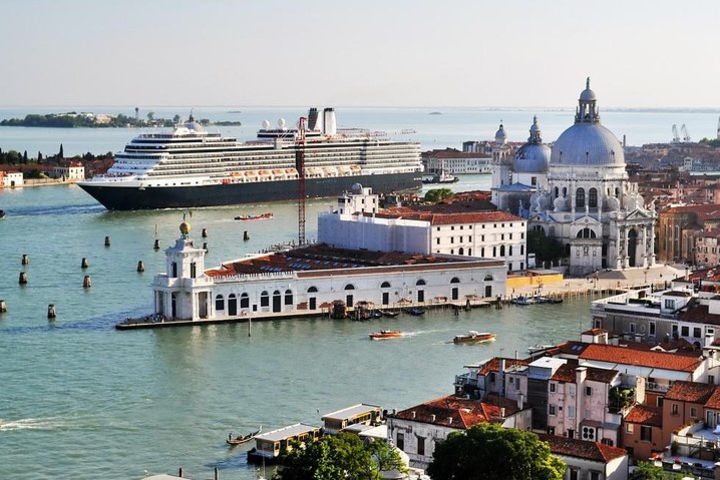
[538,434,628,463]
[373,209,522,225]
[391,395,519,429]
[665,381,716,403]
[550,362,618,384]
[704,387,720,409]
[625,405,663,427]
[579,344,702,372]
[477,357,529,376]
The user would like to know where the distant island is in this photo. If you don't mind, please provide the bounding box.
[0,112,241,128]
[429,111,442,115]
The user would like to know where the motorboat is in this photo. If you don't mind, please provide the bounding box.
[528,344,555,355]
[512,296,536,306]
[379,310,399,318]
[453,331,496,344]
[234,212,273,221]
[369,330,403,340]
[402,307,425,316]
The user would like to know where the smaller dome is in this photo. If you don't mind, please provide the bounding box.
[495,123,507,143]
[514,144,550,174]
[579,77,596,102]
[180,221,191,236]
[351,183,363,193]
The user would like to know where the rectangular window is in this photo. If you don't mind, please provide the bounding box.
[694,327,702,338]
[569,469,579,480]
[664,299,675,310]
[521,245,524,255]
[451,237,454,244]
[629,323,636,334]
[549,383,556,393]
[681,326,689,337]
[691,407,697,418]
[649,322,656,335]
[436,238,440,245]
[481,247,485,257]
[585,386,592,396]
[626,423,634,433]
[190,262,197,279]
[509,246,513,256]
[568,406,575,418]
[710,375,715,385]
[509,233,513,240]
[501,234,505,240]
[417,436,425,456]
[549,405,556,416]
[671,403,679,415]
[640,425,652,442]
[489,372,496,383]
[589,472,601,480]
[396,433,404,451]
[481,235,485,241]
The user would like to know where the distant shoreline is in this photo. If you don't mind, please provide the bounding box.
[0,113,241,129]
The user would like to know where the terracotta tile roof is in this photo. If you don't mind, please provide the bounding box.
[665,381,716,403]
[374,209,522,225]
[477,357,529,376]
[704,387,720,409]
[538,434,628,463]
[579,344,702,372]
[625,405,663,427]
[390,395,519,429]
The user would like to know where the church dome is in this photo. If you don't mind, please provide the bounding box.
[513,116,550,173]
[495,123,507,144]
[551,123,624,166]
[550,78,625,167]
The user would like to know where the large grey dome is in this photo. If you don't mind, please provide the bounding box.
[550,78,624,167]
[551,123,624,166]
[514,143,550,173]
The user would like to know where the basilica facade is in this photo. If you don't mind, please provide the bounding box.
[492,79,656,276]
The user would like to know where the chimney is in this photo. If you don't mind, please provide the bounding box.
[412,410,416,419]
[431,414,436,422]
[500,407,506,418]
[517,393,525,410]
[576,367,587,387]
[307,107,320,131]
[323,108,337,135]
[447,417,453,425]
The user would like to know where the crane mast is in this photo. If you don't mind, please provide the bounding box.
[295,117,307,246]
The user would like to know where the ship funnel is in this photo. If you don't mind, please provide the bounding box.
[323,108,336,135]
[307,107,323,131]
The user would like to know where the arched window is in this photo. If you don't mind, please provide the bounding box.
[307,286,318,293]
[554,187,559,198]
[215,294,225,311]
[260,291,269,307]
[228,294,237,316]
[500,245,506,257]
[562,187,567,198]
[344,284,355,290]
[416,279,426,286]
[577,228,597,239]
[484,274,494,281]
[576,188,585,208]
[240,292,249,308]
[458,247,464,255]
[589,188,598,208]
[381,281,391,288]
[285,289,293,305]
[615,187,620,197]
[450,277,460,284]
[532,225,545,235]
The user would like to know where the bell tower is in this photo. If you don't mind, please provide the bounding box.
[491,122,512,205]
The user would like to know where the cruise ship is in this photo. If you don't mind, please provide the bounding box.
[78,108,423,210]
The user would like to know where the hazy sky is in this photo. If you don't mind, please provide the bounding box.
[2,0,719,107]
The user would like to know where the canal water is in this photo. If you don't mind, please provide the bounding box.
[0,183,591,480]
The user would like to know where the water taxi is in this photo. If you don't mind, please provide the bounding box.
[234,212,273,221]
[369,330,403,340]
[453,331,496,344]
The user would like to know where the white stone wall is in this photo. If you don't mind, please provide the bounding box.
[318,213,430,254]
[554,454,628,480]
[2,172,23,187]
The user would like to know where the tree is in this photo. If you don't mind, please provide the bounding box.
[173,114,181,124]
[147,111,155,122]
[273,433,405,480]
[424,188,454,203]
[630,461,684,479]
[23,150,28,164]
[527,229,566,264]
[427,423,566,480]
[37,151,43,163]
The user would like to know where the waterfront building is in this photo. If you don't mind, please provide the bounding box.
[251,423,321,460]
[386,395,530,470]
[657,204,720,263]
[538,434,629,480]
[0,170,23,188]
[152,222,507,322]
[50,161,85,180]
[318,185,528,271]
[421,148,492,174]
[321,404,383,435]
[490,79,656,276]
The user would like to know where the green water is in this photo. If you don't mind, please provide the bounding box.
[0,185,591,479]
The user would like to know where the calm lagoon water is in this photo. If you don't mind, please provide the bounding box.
[0,183,593,480]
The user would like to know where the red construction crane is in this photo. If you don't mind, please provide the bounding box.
[295,117,307,246]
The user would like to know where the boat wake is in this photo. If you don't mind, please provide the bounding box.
[0,416,70,432]
[7,203,104,217]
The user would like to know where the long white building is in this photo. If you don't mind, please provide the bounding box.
[318,186,528,272]
[150,222,507,322]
